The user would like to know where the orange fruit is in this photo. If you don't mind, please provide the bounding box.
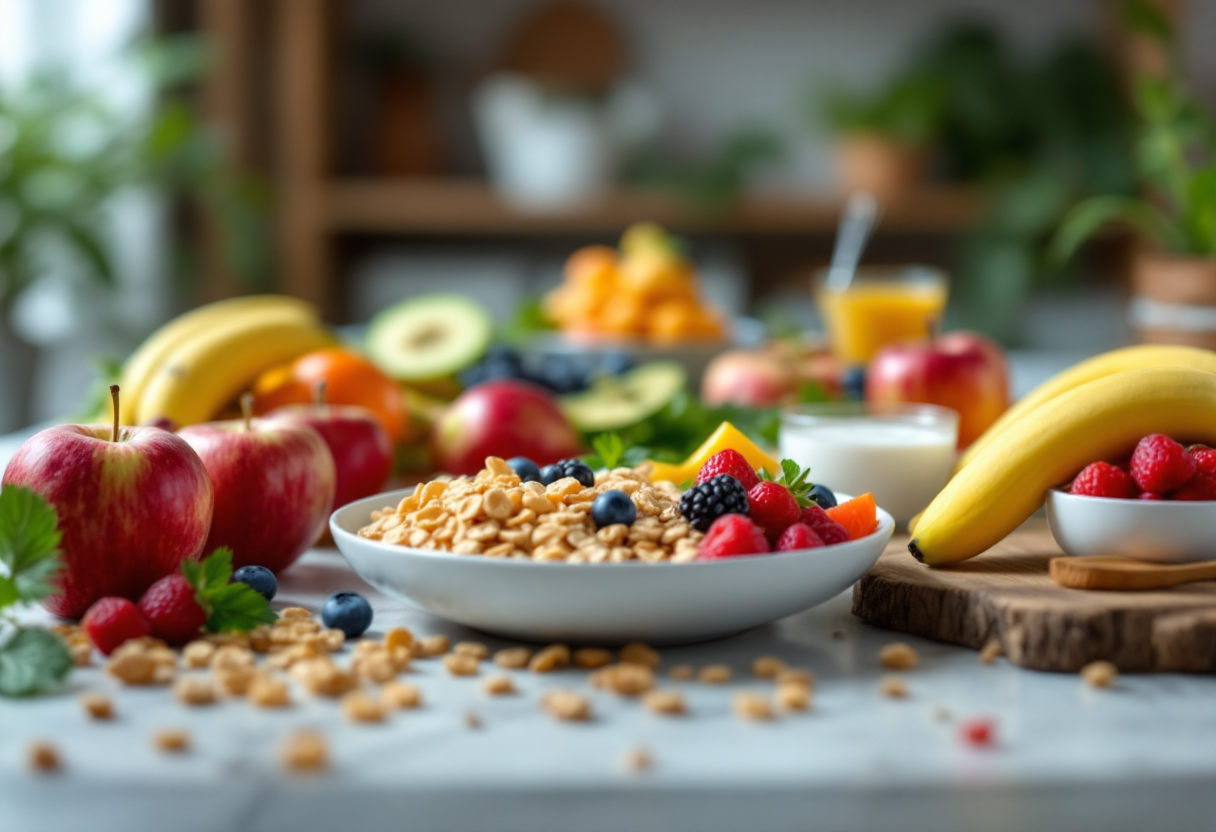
[252,348,409,442]
[619,252,695,303]
[564,245,618,288]
[826,493,878,541]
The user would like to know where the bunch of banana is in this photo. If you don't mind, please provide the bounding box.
[910,367,1216,566]
[118,295,335,428]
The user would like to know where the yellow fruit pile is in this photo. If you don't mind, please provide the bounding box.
[544,223,727,343]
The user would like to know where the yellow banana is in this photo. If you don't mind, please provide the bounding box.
[958,344,1216,471]
[118,295,318,425]
[136,308,335,427]
[911,367,1216,566]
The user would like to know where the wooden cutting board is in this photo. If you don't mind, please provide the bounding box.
[852,520,1216,672]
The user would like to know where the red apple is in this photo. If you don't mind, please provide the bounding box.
[432,380,583,476]
[267,400,393,510]
[177,402,335,573]
[865,331,1010,448]
[1,387,213,618]
[702,350,799,407]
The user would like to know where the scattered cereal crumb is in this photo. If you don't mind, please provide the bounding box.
[667,664,694,680]
[416,634,451,657]
[590,663,654,695]
[182,640,216,668]
[622,746,652,773]
[542,689,591,721]
[573,647,612,669]
[494,647,532,669]
[214,665,256,696]
[384,627,413,652]
[1081,660,1118,688]
[698,664,732,684]
[732,692,773,721]
[619,641,660,668]
[879,675,909,699]
[291,658,358,697]
[381,681,422,709]
[353,649,399,683]
[280,607,312,620]
[529,644,571,673]
[752,656,786,678]
[978,639,1003,665]
[281,730,328,773]
[775,683,810,711]
[153,728,190,753]
[776,667,813,689]
[443,652,480,676]
[172,676,217,706]
[27,742,60,773]
[464,711,482,729]
[248,676,292,708]
[341,691,385,723]
[482,674,515,695]
[211,645,256,670]
[879,642,918,670]
[454,641,489,659]
[642,689,686,715]
[106,649,155,686]
[80,691,113,720]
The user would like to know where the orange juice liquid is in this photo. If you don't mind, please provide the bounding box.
[818,281,947,365]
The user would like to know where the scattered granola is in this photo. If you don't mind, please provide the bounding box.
[775,683,810,711]
[152,728,190,753]
[172,676,217,706]
[443,652,480,676]
[879,642,919,670]
[384,627,414,653]
[341,691,385,723]
[667,664,695,681]
[776,667,813,689]
[698,664,732,684]
[281,730,328,773]
[591,663,654,696]
[880,675,909,699]
[493,646,533,669]
[732,692,773,721]
[542,690,591,721]
[529,644,571,673]
[381,681,422,709]
[80,691,114,720]
[1081,660,1118,688]
[416,634,451,658]
[619,642,660,668]
[573,647,613,669]
[27,741,60,772]
[622,747,652,773]
[482,674,515,695]
[454,641,489,659]
[248,675,292,708]
[752,656,786,678]
[642,689,686,715]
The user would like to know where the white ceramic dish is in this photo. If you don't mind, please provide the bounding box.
[1046,487,1216,563]
[330,489,895,644]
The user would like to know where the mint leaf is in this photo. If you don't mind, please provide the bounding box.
[0,628,72,696]
[0,486,63,607]
[592,433,625,469]
[759,459,815,507]
[205,583,277,633]
[198,547,234,594]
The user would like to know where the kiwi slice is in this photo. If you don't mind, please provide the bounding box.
[561,361,687,433]
[366,295,493,381]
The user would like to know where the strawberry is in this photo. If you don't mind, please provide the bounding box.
[1138,491,1165,501]
[697,514,770,560]
[1070,462,1136,499]
[747,481,800,539]
[1173,472,1216,501]
[696,449,760,491]
[775,523,824,552]
[138,574,207,646]
[82,597,151,656]
[798,505,850,546]
[1130,434,1194,495]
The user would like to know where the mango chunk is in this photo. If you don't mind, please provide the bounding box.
[683,422,780,479]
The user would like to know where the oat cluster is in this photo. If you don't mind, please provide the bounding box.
[358,457,703,563]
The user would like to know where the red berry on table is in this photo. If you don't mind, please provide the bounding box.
[1070,462,1136,499]
[696,449,760,491]
[697,514,770,560]
[137,574,208,646]
[1189,446,1216,476]
[775,523,825,552]
[82,597,151,656]
[746,481,800,539]
[1173,472,1216,501]
[959,717,996,748]
[1130,434,1195,495]
[798,505,851,546]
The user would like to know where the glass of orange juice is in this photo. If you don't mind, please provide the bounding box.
[815,265,948,366]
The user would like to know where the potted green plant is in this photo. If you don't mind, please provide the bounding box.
[820,74,943,198]
[1052,2,1216,347]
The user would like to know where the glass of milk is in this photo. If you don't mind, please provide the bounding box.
[779,403,958,526]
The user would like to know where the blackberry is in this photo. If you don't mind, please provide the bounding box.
[678,474,750,532]
[540,458,595,488]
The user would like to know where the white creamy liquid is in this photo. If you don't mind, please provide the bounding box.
[779,421,956,524]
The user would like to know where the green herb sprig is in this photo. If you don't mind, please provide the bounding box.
[182,547,277,633]
[581,432,652,471]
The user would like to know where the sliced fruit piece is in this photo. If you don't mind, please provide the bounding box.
[560,361,686,433]
[366,295,493,382]
[647,460,690,484]
[683,422,780,479]
[826,493,877,541]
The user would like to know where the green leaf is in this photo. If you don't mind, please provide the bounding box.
[1049,195,1187,264]
[0,628,72,697]
[0,486,62,606]
[204,583,278,633]
[759,459,815,508]
[591,433,625,470]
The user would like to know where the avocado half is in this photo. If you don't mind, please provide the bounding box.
[561,361,687,433]
[366,295,493,381]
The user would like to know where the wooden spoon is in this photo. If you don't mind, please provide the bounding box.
[1049,556,1216,591]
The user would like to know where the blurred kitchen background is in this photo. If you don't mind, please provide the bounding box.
[1,0,1214,433]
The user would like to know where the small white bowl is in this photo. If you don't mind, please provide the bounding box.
[1046,487,1216,563]
[330,489,895,644]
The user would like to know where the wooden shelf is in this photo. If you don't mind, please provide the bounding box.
[324,179,982,236]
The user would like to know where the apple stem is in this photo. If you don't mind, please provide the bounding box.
[241,393,253,432]
[109,385,120,443]
[313,380,328,412]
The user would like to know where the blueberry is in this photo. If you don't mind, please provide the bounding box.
[841,366,866,401]
[809,484,837,510]
[541,458,595,488]
[592,490,637,528]
[321,591,373,638]
[507,457,542,483]
[232,565,277,601]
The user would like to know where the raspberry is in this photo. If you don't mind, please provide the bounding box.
[774,523,824,552]
[695,449,759,491]
[959,718,996,748]
[1173,472,1216,501]
[1189,446,1216,476]
[697,514,770,560]
[137,574,207,646]
[1070,462,1136,499]
[1130,434,1194,495]
[746,481,800,539]
[678,475,751,532]
[82,597,150,656]
[1138,491,1165,501]
[798,505,850,546]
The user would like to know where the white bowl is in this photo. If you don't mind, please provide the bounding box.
[1046,487,1216,563]
[330,489,895,644]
